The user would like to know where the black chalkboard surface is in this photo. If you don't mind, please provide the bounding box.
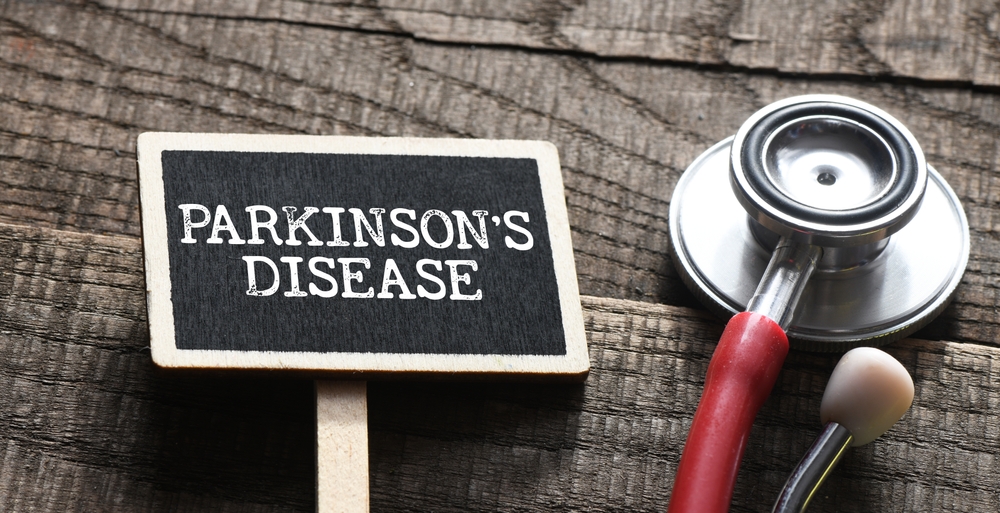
[138,134,588,377]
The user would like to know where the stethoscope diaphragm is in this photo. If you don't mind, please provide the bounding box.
[669,95,969,350]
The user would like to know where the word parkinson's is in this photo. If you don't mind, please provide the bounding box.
[178,204,536,301]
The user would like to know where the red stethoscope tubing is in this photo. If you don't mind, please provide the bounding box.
[667,312,789,513]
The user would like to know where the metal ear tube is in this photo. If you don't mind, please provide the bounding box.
[771,347,915,513]
[666,95,969,513]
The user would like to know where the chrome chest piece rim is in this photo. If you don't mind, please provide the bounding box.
[669,96,970,350]
[731,95,928,247]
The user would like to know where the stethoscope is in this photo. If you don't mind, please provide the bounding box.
[666,95,969,512]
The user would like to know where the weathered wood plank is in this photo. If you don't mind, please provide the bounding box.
[0,222,996,511]
[0,3,997,346]
[95,0,1000,86]
[0,2,995,512]
[0,223,317,511]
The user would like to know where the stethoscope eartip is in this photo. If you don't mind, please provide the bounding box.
[771,348,915,513]
[820,347,915,446]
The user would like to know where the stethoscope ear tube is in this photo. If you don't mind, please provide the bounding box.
[770,422,853,513]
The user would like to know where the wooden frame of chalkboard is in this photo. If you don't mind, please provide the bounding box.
[137,133,588,378]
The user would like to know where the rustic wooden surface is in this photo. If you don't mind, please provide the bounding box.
[0,1,998,511]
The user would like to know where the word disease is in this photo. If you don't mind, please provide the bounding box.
[177,204,537,301]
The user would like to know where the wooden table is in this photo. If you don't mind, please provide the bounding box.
[1,1,997,511]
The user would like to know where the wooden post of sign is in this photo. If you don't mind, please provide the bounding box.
[316,381,369,513]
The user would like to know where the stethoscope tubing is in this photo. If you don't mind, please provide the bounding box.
[667,311,789,513]
[771,422,854,513]
[666,95,941,513]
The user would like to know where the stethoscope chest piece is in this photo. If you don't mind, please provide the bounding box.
[669,95,969,350]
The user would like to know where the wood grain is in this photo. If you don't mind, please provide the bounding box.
[0,1,996,511]
[0,221,996,511]
[94,0,1000,86]
[0,2,998,347]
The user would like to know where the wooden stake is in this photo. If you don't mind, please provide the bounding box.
[316,381,369,513]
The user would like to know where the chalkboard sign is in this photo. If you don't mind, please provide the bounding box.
[137,134,588,377]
